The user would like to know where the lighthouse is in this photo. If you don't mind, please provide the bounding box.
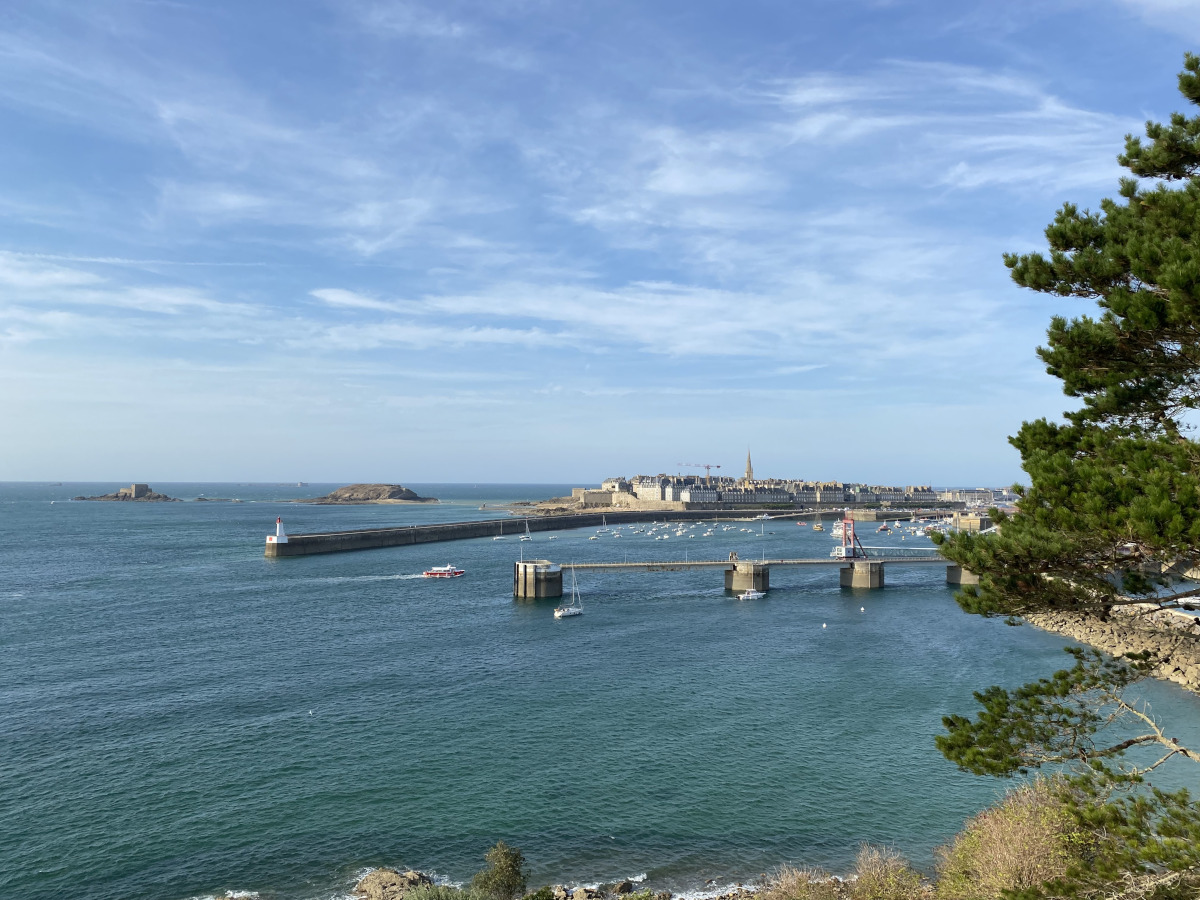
[266,516,289,544]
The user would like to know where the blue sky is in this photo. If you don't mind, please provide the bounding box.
[1,0,1198,485]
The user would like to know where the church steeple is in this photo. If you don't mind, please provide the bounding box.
[744,449,754,485]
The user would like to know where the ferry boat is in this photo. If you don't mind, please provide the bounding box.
[422,564,465,578]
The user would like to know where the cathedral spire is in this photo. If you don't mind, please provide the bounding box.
[744,449,754,484]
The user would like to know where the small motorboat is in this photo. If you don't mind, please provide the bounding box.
[422,564,465,578]
[737,588,765,600]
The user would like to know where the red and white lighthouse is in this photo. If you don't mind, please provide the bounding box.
[266,516,288,544]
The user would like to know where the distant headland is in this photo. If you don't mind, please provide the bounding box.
[294,483,438,504]
[73,483,181,502]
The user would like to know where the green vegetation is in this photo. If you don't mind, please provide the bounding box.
[932,54,1200,900]
[470,841,530,900]
[408,886,481,900]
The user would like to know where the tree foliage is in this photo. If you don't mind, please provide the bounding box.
[935,53,1200,621]
[933,56,1200,899]
[469,841,528,900]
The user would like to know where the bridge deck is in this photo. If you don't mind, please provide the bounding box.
[563,556,944,571]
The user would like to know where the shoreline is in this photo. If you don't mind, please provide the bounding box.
[201,868,772,900]
[1025,605,1200,694]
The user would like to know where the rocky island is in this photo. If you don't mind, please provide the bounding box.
[296,483,437,504]
[73,483,180,502]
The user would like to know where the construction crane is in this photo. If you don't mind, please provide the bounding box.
[677,462,721,485]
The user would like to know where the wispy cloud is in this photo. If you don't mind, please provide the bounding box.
[0,1,1164,479]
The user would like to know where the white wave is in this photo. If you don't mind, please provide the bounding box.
[671,882,759,900]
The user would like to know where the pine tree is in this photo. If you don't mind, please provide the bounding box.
[935,55,1200,899]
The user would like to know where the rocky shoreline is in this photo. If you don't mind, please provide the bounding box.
[1025,605,1200,694]
[352,869,760,900]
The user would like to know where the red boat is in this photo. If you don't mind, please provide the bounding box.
[422,564,465,578]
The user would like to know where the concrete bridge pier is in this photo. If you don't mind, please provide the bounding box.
[945,565,980,586]
[725,562,770,593]
[841,561,885,589]
[513,559,563,599]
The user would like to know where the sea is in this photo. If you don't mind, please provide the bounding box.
[4,482,1200,900]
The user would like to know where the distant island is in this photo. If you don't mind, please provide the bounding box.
[73,483,181,502]
[294,483,437,504]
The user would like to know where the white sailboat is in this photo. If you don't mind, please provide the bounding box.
[554,569,584,618]
[520,518,533,542]
[596,515,610,534]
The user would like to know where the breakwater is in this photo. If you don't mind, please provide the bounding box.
[264,508,850,557]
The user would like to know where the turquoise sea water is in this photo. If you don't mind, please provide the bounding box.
[4,482,1200,900]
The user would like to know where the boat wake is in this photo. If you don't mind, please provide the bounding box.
[309,574,425,584]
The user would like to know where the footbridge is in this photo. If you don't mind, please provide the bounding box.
[514,551,977,598]
[512,514,979,597]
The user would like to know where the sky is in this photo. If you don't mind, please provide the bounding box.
[1,0,1199,485]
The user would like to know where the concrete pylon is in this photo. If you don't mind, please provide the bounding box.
[725,562,769,593]
[513,559,563,599]
[945,565,980,585]
[840,561,884,589]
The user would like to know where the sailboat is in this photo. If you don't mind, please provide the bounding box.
[596,515,610,534]
[493,520,507,541]
[520,518,533,542]
[554,569,583,618]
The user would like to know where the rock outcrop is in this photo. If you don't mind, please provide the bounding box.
[73,484,180,502]
[299,484,437,504]
[354,868,433,900]
[1027,605,1200,694]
